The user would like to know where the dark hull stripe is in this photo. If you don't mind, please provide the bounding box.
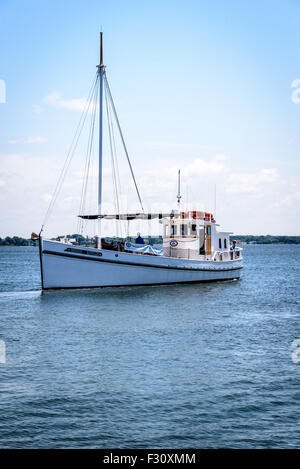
[42,249,243,273]
[42,277,240,291]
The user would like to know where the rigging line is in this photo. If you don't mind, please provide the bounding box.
[87,127,97,232]
[106,86,124,237]
[46,75,98,229]
[105,83,120,237]
[111,118,125,238]
[109,100,123,228]
[43,73,98,229]
[104,73,144,213]
[105,84,118,213]
[111,119,122,204]
[67,74,99,218]
[85,81,98,217]
[79,78,99,217]
[80,86,99,236]
[81,82,98,220]
[78,98,95,232]
[103,72,144,212]
[78,79,99,234]
[42,73,99,229]
[78,108,94,217]
[106,83,122,203]
[105,85,120,213]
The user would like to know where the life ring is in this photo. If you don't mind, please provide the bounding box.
[170,240,178,247]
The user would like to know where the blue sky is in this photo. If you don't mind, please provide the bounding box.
[0,0,300,237]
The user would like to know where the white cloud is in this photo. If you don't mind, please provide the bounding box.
[63,195,81,203]
[43,193,52,203]
[24,136,45,144]
[141,155,229,184]
[7,136,45,144]
[225,168,280,194]
[291,79,300,104]
[258,168,279,182]
[131,155,229,213]
[32,104,43,114]
[275,191,300,208]
[7,139,20,144]
[149,141,213,151]
[0,78,6,104]
[43,91,96,113]
[137,157,282,210]
[184,156,229,178]
[214,154,229,161]
[0,151,299,236]
[0,152,97,237]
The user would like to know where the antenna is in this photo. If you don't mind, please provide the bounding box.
[186,183,189,211]
[214,183,217,220]
[177,169,182,209]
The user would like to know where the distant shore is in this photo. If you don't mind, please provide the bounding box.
[232,235,300,245]
[1,234,300,246]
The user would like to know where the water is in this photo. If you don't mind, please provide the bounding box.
[0,245,300,448]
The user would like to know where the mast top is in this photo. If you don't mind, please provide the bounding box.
[99,31,104,68]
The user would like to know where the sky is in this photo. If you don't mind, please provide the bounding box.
[0,0,300,237]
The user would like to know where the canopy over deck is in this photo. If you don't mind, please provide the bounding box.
[78,212,173,220]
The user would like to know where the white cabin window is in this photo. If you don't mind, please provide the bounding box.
[224,238,227,249]
[219,238,222,249]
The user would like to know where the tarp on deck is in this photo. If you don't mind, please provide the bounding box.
[124,242,163,256]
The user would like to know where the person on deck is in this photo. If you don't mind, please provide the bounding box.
[230,239,237,259]
[230,240,237,250]
[135,232,145,244]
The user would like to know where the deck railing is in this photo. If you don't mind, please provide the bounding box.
[164,247,243,261]
[212,248,243,261]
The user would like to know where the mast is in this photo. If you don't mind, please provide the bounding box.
[97,32,104,249]
[177,169,182,210]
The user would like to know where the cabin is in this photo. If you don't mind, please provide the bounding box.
[160,211,232,260]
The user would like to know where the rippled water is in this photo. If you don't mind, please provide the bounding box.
[0,245,300,448]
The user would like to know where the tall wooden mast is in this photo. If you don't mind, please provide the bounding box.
[97,32,104,248]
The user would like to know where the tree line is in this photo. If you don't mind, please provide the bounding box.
[1,234,300,246]
[234,235,300,244]
[0,234,164,246]
[0,236,38,246]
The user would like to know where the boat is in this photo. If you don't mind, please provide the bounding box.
[38,34,243,290]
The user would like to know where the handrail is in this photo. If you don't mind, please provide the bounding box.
[213,248,243,261]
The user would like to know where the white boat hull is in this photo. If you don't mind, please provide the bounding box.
[40,239,242,289]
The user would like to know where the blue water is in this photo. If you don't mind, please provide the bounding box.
[0,245,300,448]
